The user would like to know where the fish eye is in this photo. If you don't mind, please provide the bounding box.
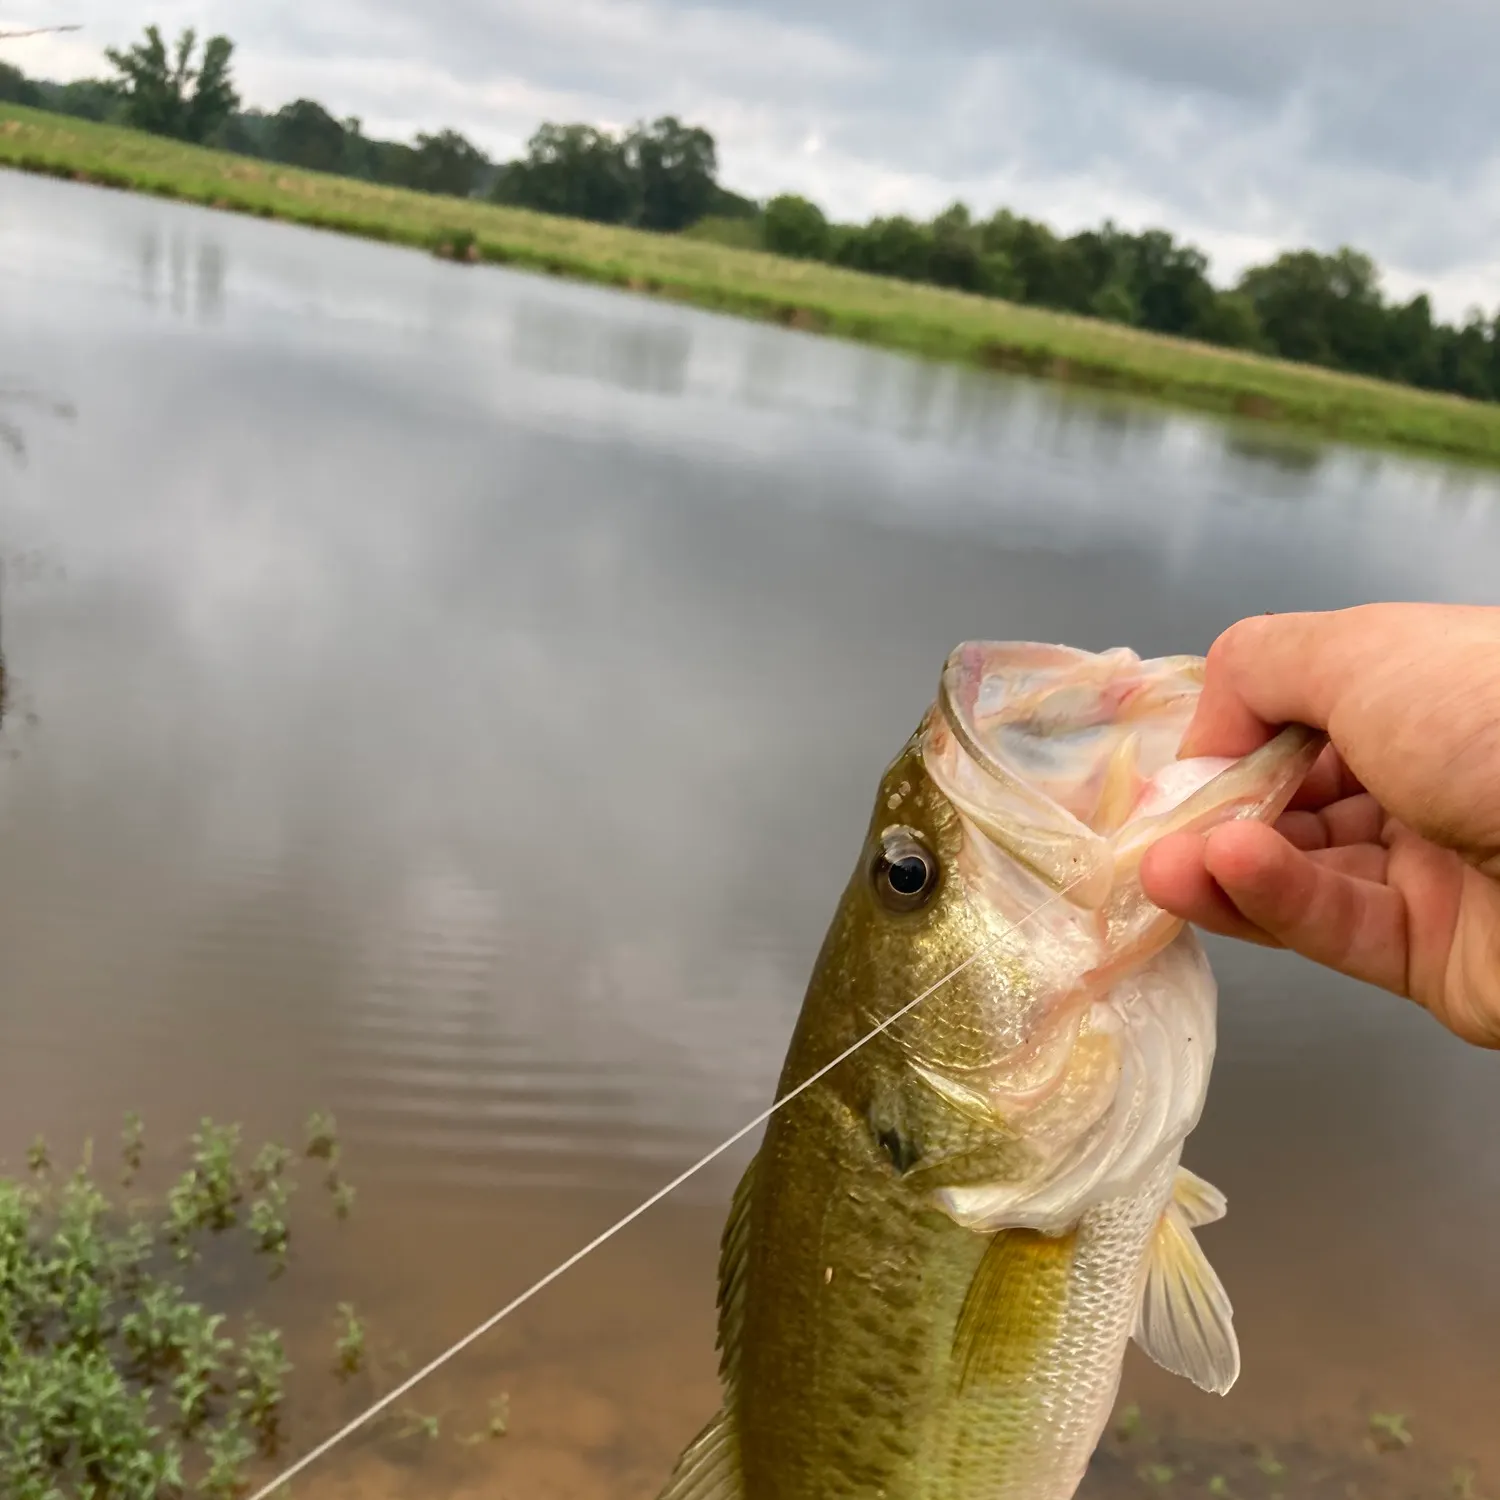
[872,829,939,912]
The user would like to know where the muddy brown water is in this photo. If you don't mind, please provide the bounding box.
[1,165,1498,1498]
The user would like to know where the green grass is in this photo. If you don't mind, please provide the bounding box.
[6,102,1500,468]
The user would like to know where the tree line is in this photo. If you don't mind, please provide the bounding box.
[3,26,1498,404]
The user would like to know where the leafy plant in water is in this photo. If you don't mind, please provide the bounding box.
[396,1408,442,1441]
[459,1393,510,1445]
[326,1172,354,1222]
[1370,1410,1414,1452]
[333,1302,365,1377]
[303,1111,338,1163]
[236,1322,290,1447]
[248,1179,294,1271]
[120,1113,146,1187]
[0,1110,363,1498]
[247,1143,290,1194]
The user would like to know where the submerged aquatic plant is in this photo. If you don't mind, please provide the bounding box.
[0,1110,362,1498]
[333,1302,365,1378]
[303,1111,338,1163]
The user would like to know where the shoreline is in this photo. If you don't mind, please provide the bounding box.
[6,103,1500,470]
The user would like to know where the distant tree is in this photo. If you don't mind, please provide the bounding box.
[492,123,636,223]
[763,194,830,259]
[269,98,347,173]
[708,185,759,220]
[1435,311,1495,401]
[406,128,489,197]
[836,215,932,282]
[1384,293,1439,388]
[927,202,986,291]
[1238,246,1389,373]
[1125,230,1216,337]
[624,115,718,231]
[1193,289,1266,351]
[0,60,42,107]
[104,24,238,143]
[35,76,123,122]
[212,105,271,157]
[979,211,1091,311]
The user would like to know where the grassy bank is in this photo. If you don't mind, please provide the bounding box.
[6,104,1500,468]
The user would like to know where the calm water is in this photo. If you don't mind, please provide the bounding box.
[1,167,1498,1498]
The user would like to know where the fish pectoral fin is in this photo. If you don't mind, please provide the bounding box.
[953,1227,1076,1394]
[656,1407,745,1500]
[1132,1198,1239,1396]
[1171,1163,1227,1229]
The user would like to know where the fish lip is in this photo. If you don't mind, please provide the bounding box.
[932,642,1117,907]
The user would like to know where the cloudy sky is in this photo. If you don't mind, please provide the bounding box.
[9,0,1500,318]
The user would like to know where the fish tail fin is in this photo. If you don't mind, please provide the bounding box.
[656,1407,745,1500]
[1132,1166,1239,1395]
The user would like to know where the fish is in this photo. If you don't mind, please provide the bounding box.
[657,640,1323,1500]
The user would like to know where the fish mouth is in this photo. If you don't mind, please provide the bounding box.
[927,641,1319,910]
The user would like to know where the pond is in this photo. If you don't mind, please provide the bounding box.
[1,165,1498,1499]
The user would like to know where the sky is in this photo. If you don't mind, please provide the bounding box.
[7,0,1500,320]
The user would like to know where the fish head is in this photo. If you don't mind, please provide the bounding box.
[828,641,1321,1098]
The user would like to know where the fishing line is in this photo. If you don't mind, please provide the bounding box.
[246,867,1094,1500]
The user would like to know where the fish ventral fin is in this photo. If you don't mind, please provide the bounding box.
[1132,1167,1239,1395]
[953,1226,1077,1395]
[656,1409,745,1500]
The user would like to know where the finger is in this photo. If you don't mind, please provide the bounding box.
[1286,743,1366,811]
[1179,607,1427,760]
[1139,832,1284,948]
[1275,793,1387,851]
[1179,612,1344,758]
[1307,843,1390,882]
[1199,820,1409,996]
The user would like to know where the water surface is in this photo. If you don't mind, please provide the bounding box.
[1,167,1498,1497]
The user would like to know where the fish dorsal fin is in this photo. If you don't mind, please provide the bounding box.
[1132,1170,1239,1395]
[656,1408,745,1500]
[952,1227,1076,1394]
[716,1153,756,1390]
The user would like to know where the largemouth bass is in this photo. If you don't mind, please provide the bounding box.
[659,641,1322,1500]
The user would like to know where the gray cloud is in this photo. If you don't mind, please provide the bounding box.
[12,0,1500,316]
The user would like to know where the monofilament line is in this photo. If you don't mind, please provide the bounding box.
[246,872,1090,1500]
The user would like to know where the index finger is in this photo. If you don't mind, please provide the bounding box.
[1179,607,1402,759]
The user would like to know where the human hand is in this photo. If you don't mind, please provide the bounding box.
[1139,604,1500,1048]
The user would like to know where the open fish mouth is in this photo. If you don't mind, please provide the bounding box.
[927,640,1323,910]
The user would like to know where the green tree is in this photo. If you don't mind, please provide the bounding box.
[36,76,124,123]
[835,215,932,282]
[763,194,830,259]
[978,211,1092,311]
[1193,289,1266,351]
[268,98,347,173]
[928,202,987,291]
[406,128,489,197]
[1238,246,1388,373]
[104,24,238,143]
[1127,230,1217,337]
[624,115,719,231]
[492,123,635,222]
[0,60,42,107]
